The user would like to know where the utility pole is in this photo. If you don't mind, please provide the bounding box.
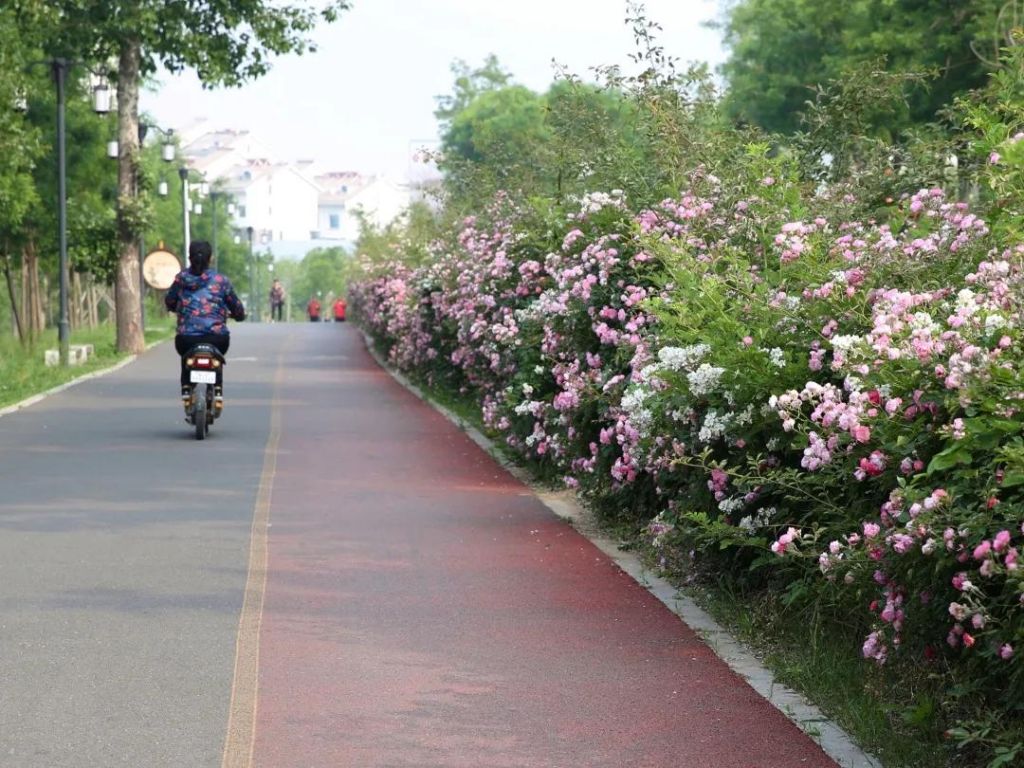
[53,59,70,367]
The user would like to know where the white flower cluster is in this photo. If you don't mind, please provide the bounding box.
[737,507,777,533]
[686,363,725,396]
[718,497,745,513]
[658,344,710,371]
[909,311,940,334]
[577,190,627,215]
[768,347,786,369]
[985,313,1010,332]
[830,334,862,352]
[955,288,979,318]
[621,385,654,436]
[621,386,651,413]
[513,400,545,418]
[698,409,733,443]
[734,405,755,426]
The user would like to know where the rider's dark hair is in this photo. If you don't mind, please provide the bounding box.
[188,241,212,275]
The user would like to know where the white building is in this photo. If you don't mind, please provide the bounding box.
[177,121,410,254]
[314,172,410,242]
[182,127,274,179]
[220,160,321,242]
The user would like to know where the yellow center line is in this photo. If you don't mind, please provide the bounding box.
[221,348,287,768]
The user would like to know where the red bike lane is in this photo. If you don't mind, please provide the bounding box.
[246,327,839,768]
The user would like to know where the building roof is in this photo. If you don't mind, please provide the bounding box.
[219,160,275,193]
[187,147,237,175]
[314,171,372,204]
[218,160,322,195]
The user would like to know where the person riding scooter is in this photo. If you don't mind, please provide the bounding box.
[165,241,246,408]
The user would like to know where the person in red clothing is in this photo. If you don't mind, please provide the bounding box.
[332,296,347,322]
[307,296,321,322]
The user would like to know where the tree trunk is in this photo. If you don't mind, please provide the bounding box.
[23,238,43,340]
[41,273,49,331]
[89,278,99,328]
[115,36,144,354]
[2,250,24,344]
[71,270,82,331]
[20,257,26,337]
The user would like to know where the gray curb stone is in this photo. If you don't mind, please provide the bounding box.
[363,333,882,768]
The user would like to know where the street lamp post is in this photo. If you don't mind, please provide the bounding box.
[267,261,276,321]
[17,61,111,365]
[178,167,191,259]
[209,190,226,269]
[133,123,175,332]
[52,59,70,366]
[255,233,271,323]
[252,253,260,323]
[246,226,255,317]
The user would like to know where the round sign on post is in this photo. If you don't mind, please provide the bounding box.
[143,249,181,290]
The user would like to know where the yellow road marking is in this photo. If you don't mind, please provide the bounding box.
[222,352,286,768]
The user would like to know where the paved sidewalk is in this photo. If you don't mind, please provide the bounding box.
[249,326,839,768]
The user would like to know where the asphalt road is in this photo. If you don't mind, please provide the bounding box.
[0,324,277,767]
[0,323,839,768]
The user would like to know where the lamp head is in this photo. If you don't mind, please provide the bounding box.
[92,83,111,115]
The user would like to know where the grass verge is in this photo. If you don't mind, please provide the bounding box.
[681,581,951,767]
[0,318,174,410]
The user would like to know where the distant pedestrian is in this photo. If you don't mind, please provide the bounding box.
[269,279,285,322]
[307,296,321,322]
[332,296,347,322]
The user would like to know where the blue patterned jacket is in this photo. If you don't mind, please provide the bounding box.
[165,269,246,336]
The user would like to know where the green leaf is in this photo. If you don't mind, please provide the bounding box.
[927,444,973,474]
[990,745,1023,768]
[1001,472,1024,489]
[899,697,934,728]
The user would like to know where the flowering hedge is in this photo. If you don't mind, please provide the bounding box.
[349,158,1024,758]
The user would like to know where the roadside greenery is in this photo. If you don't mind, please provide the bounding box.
[0,0,347,354]
[717,0,1001,136]
[0,311,173,409]
[349,12,1024,765]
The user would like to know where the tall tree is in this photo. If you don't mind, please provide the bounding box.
[22,0,349,353]
[0,3,52,340]
[290,247,349,308]
[718,0,1002,135]
[17,72,120,337]
[434,55,512,131]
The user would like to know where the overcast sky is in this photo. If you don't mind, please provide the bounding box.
[140,0,727,180]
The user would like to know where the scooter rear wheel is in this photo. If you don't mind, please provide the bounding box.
[193,386,208,440]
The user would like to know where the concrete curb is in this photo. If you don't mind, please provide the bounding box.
[362,333,882,768]
[0,337,167,421]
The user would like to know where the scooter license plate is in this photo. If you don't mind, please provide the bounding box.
[190,370,216,384]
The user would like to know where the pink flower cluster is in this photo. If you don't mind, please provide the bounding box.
[350,181,1024,692]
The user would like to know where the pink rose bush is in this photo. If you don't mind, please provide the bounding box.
[350,171,1024,747]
